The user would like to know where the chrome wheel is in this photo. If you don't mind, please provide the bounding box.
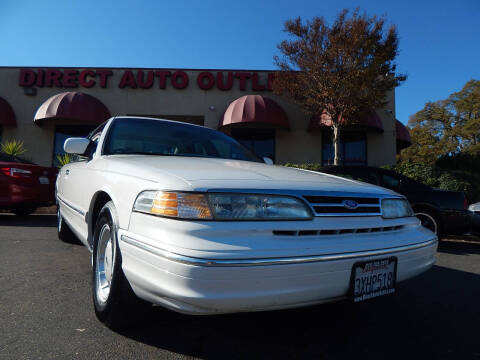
[95,223,115,305]
[92,201,148,328]
[415,212,438,235]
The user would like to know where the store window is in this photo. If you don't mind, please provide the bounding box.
[230,128,275,161]
[53,125,96,167]
[322,131,367,166]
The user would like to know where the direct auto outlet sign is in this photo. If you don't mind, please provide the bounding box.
[18,69,274,91]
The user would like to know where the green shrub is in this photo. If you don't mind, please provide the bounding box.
[383,163,438,188]
[55,153,73,168]
[386,162,478,202]
[1,139,26,157]
[437,172,470,192]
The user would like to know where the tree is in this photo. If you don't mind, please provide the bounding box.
[400,80,480,163]
[273,9,406,165]
[397,125,446,164]
[444,80,480,154]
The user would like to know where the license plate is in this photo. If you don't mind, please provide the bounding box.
[39,176,50,184]
[351,257,397,302]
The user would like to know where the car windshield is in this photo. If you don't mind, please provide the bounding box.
[103,117,263,162]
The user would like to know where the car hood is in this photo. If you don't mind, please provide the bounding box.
[103,155,398,195]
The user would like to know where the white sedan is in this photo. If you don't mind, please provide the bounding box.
[56,116,437,328]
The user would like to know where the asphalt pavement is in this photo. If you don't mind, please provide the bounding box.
[0,214,479,360]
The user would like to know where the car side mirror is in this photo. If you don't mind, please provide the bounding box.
[263,157,274,165]
[64,138,90,155]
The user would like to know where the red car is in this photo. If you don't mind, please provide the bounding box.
[0,153,57,216]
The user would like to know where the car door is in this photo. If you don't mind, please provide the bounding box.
[58,130,103,242]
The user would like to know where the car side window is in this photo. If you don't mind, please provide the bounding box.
[352,170,378,185]
[0,153,33,164]
[0,153,16,162]
[380,173,401,189]
[400,176,429,191]
[85,133,101,160]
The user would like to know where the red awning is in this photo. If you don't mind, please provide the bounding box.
[396,119,412,147]
[219,95,289,129]
[0,96,17,127]
[34,92,111,126]
[308,110,384,133]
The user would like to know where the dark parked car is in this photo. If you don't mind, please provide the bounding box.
[321,165,470,239]
[0,153,57,216]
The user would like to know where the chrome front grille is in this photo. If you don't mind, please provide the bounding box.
[272,225,404,236]
[303,195,381,217]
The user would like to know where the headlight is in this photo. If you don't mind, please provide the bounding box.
[133,191,213,219]
[133,191,312,220]
[208,193,311,220]
[381,198,413,219]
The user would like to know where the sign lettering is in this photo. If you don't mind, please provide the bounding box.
[18,69,273,91]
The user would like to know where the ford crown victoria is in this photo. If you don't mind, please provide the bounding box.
[56,116,437,328]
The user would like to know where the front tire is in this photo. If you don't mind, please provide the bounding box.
[92,201,148,329]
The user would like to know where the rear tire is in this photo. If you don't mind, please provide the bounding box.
[57,207,78,243]
[92,201,149,330]
[11,206,36,216]
[415,210,443,239]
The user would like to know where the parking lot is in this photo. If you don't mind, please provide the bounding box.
[0,214,479,360]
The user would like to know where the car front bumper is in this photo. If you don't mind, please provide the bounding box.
[117,215,437,315]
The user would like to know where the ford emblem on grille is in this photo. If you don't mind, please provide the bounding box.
[343,200,359,210]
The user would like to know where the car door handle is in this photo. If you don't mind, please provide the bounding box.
[65,169,70,175]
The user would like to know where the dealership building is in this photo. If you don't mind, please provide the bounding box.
[0,67,411,167]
